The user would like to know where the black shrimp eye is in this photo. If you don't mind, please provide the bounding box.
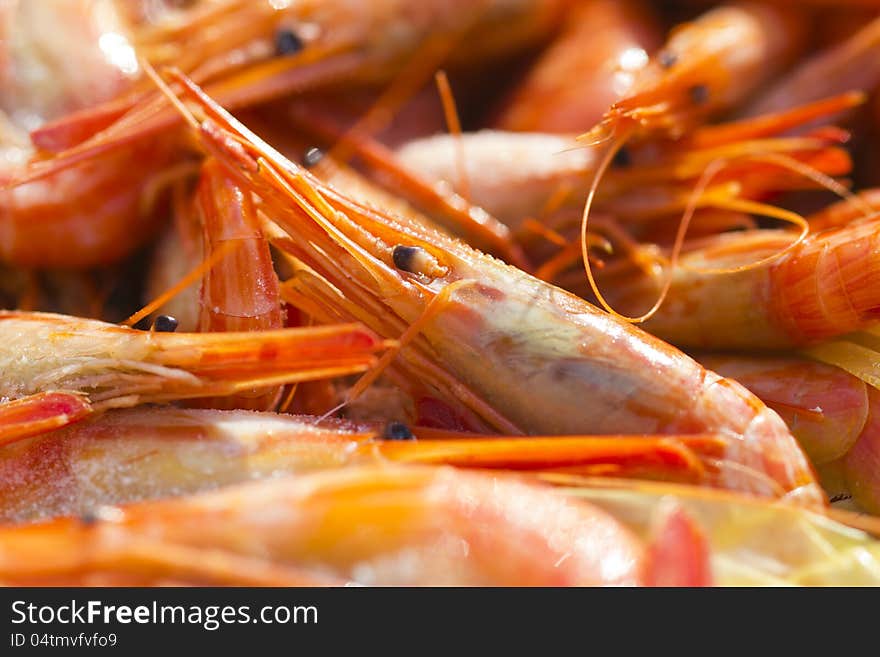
[152,314,179,333]
[658,51,677,69]
[303,146,324,168]
[383,421,415,441]
[392,245,420,272]
[79,510,98,526]
[274,28,304,56]
[391,244,447,277]
[611,146,632,169]
[688,84,710,106]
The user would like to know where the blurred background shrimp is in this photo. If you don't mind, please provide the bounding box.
[2,464,879,586]
[493,0,662,133]
[0,0,177,268]
[2,0,570,271]
[584,1,810,144]
[0,465,710,586]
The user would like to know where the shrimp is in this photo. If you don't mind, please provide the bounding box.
[394,95,856,231]
[0,407,378,523]
[586,1,809,143]
[0,405,740,523]
[30,0,569,155]
[0,311,387,443]
[494,0,662,133]
[0,465,713,586]
[593,218,880,349]
[4,463,879,586]
[193,158,285,409]
[4,0,568,269]
[0,0,180,268]
[0,138,178,268]
[157,69,823,504]
[697,353,874,468]
[697,353,880,516]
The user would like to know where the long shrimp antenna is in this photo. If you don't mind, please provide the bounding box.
[753,151,874,219]
[580,129,860,321]
[434,70,471,204]
[669,146,866,277]
[578,123,643,318]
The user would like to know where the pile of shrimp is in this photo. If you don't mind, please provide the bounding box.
[6,0,880,586]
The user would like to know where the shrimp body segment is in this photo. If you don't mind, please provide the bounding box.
[0,408,375,523]
[698,354,871,466]
[592,1,808,141]
[194,158,286,409]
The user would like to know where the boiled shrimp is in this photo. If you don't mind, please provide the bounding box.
[696,352,880,515]
[698,353,874,467]
[30,0,570,157]
[0,405,743,523]
[157,69,823,504]
[0,465,709,586]
[585,1,809,144]
[394,94,856,232]
[592,218,880,349]
[0,310,387,443]
[0,0,178,268]
[4,0,568,269]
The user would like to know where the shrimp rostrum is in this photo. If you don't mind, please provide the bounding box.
[155,69,822,505]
